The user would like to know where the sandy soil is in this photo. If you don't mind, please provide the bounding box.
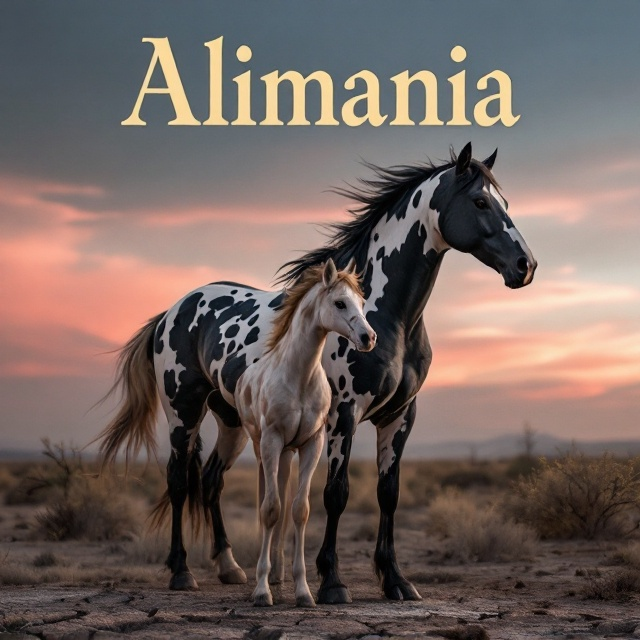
[2,496,640,640]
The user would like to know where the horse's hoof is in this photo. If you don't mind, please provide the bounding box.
[384,581,422,601]
[317,584,352,604]
[252,592,273,607]
[219,567,247,584]
[296,593,316,608]
[169,571,199,591]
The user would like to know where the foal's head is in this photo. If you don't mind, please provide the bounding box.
[317,258,376,352]
[268,259,376,352]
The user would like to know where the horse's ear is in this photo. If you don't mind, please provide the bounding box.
[323,259,338,287]
[456,142,472,175]
[482,148,498,170]
[344,257,357,275]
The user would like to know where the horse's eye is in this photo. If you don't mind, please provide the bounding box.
[334,300,346,310]
[475,199,489,210]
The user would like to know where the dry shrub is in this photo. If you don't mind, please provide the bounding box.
[427,490,537,563]
[36,480,140,541]
[32,551,60,568]
[612,541,640,568]
[582,567,640,601]
[507,453,640,540]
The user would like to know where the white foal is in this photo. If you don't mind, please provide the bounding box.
[235,258,376,607]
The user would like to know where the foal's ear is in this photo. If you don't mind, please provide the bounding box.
[322,259,338,287]
[344,257,357,275]
[482,148,498,170]
[456,142,472,175]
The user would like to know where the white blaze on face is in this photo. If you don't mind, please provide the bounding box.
[488,183,508,211]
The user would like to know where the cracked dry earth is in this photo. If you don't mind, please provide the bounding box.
[2,526,640,640]
[1,569,640,640]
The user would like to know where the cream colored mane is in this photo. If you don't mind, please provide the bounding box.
[266,263,363,351]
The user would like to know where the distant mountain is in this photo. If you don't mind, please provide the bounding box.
[0,448,45,461]
[396,433,640,461]
[2,434,640,463]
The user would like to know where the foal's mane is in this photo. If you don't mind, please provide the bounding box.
[276,150,499,285]
[266,264,363,351]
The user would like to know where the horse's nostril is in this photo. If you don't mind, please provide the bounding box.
[360,333,370,347]
[516,256,529,274]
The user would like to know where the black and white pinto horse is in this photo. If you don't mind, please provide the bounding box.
[98,143,536,603]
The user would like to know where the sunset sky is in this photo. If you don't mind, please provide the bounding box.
[1,2,639,454]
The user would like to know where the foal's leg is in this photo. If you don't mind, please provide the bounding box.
[253,430,284,606]
[202,413,249,585]
[316,403,357,604]
[270,448,293,585]
[373,399,421,601]
[292,429,324,607]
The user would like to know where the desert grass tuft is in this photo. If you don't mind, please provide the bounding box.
[32,551,60,567]
[427,490,538,563]
[36,480,141,541]
[581,567,640,601]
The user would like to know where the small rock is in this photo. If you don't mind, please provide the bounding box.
[596,620,638,635]
[514,580,526,589]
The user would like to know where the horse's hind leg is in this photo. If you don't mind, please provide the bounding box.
[202,404,248,585]
[292,429,324,607]
[269,448,293,585]
[163,386,209,591]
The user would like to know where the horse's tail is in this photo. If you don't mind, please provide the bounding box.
[149,434,207,536]
[96,312,165,471]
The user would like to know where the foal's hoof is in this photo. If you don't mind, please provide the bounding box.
[169,571,199,591]
[219,566,247,584]
[252,592,273,607]
[384,580,422,601]
[317,584,352,604]
[295,593,316,608]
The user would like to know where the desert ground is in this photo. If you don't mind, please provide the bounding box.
[1,446,640,640]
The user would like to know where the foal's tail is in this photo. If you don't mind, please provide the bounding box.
[96,312,165,471]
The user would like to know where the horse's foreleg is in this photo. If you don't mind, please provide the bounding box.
[373,399,422,601]
[166,425,199,591]
[292,428,324,607]
[269,448,293,585]
[316,404,356,604]
[253,431,283,606]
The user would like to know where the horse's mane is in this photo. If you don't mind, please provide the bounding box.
[266,264,363,351]
[276,150,499,285]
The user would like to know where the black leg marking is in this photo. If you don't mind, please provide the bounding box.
[202,449,229,559]
[373,399,422,601]
[166,426,199,591]
[316,402,356,604]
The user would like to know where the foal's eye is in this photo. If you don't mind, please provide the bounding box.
[474,199,489,210]
[334,300,346,310]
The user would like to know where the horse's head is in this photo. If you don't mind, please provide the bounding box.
[433,143,537,289]
[319,259,377,352]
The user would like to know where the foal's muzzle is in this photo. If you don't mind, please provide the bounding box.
[356,329,377,352]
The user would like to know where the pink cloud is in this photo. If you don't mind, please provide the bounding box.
[2,173,639,408]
